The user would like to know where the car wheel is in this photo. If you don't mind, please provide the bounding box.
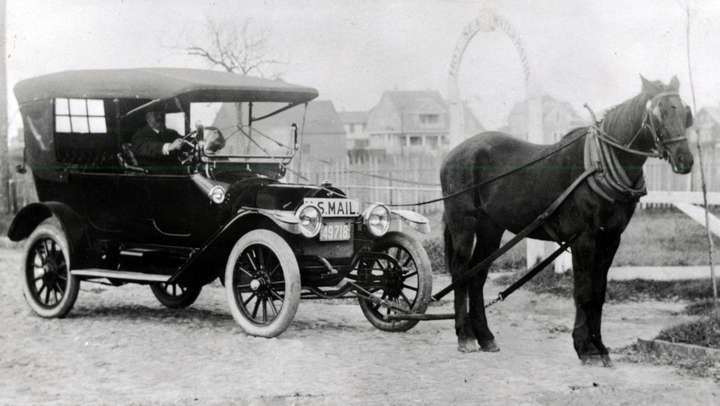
[21,219,80,318]
[225,229,301,337]
[150,283,202,309]
[357,232,433,332]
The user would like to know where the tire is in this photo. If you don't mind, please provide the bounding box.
[358,232,433,332]
[225,229,301,337]
[150,283,202,309]
[21,219,80,318]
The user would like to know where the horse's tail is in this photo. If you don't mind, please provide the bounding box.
[443,221,453,273]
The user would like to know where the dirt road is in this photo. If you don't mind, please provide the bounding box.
[0,247,717,405]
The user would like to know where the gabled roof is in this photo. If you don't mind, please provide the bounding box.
[383,90,447,113]
[213,100,345,135]
[697,106,720,127]
[339,111,368,124]
[508,94,580,121]
[14,68,318,105]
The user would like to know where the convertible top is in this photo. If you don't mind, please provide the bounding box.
[14,68,319,105]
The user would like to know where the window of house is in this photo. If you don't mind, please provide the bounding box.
[419,114,440,125]
[426,136,438,148]
[441,135,450,145]
[354,139,369,148]
[55,98,107,134]
[410,136,422,146]
[399,135,407,147]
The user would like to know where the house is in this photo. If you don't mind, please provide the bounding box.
[364,90,482,155]
[693,105,720,147]
[507,94,585,143]
[212,100,347,165]
[339,111,369,150]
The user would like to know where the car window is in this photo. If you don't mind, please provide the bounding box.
[55,98,107,134]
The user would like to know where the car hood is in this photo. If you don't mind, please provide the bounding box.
[228,178,341,212]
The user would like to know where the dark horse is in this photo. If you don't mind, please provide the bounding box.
[440,76,694,365]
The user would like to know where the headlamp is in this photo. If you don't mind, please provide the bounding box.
[364,204,390,237]
[297,204,322,238]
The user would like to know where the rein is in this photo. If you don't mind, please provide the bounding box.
[586,91,688,160]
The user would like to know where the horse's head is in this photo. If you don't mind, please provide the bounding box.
[640,75,694,174]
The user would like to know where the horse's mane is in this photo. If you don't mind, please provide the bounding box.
[560,83,665,144]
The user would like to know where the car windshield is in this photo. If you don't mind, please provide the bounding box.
[190,102,305,160]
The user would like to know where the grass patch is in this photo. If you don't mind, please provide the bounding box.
[614,207,720,266]
[422,235,525,274]
[493,269,717,302]
[656,314,720,350]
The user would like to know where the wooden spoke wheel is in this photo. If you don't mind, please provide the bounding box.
[357,232,432,332]
[225,229,300,337]
[21,220,79,318]
[150,283,202,309]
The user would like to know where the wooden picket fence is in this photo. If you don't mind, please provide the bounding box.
[298,154,444,215]
[6,144,720,214]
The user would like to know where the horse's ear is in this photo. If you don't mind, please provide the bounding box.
[668,75,680,91]
[640,74,655,93]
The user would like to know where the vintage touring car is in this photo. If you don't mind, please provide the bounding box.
[8,68,432,337]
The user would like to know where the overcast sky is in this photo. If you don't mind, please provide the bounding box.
[6,0,720,132]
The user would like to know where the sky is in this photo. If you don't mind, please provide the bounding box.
[6,0,720,135]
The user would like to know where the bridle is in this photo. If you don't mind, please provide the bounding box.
[591,91,689,160]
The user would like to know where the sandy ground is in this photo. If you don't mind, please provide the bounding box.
[0,246,718,405]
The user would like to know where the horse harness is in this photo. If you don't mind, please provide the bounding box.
[584,91,687,203]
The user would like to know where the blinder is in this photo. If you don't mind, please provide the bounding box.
[641,91,689,160]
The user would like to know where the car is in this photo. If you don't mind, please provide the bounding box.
[8,68,433,337]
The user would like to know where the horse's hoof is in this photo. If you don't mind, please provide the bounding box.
[457,338,479,353]
[580,354,612,367]
[479,340,500,352]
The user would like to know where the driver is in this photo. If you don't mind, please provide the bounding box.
[131,110,184,168]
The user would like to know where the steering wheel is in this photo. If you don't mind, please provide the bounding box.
[176,129,199,166]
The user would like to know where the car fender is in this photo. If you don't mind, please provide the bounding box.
[7,202,89,265]
[389,209,431,234]
[167,208,300,285]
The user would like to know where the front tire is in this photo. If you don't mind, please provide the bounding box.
[357,232,433,332]
[225,229,301,337]
[150,283,202,309]
[21,220,80,318]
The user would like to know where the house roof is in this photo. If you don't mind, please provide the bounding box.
[213,99,345,135]
[697,106,720,127]
[383,90,447,113]
[508,94,580,121]
[14,68,319,105]
[339,111,368,124]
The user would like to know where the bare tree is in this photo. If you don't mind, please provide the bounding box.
[185,17,284,78]
[0,0,9,214]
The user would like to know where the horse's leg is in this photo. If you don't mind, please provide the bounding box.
[445,219,479,353]
[468,225,503,352]
[571,231,620,367]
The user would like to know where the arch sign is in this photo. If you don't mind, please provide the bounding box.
[446,8,569,270]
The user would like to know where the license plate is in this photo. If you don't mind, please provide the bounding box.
[319,222,352,241]
[303,198,359,217]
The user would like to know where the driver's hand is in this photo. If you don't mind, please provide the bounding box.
[168,138,185,152]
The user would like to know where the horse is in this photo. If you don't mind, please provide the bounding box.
[440,76,694,365]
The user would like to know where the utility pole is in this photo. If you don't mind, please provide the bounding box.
[0,0,8,214]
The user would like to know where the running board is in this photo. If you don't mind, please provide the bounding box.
[71,269,171,282]
[386,313,455,321]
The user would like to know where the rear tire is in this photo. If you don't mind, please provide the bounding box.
[21,220,80,318]
[358,232,433,332]
[150,283,202,309]
[225,229,301,337]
